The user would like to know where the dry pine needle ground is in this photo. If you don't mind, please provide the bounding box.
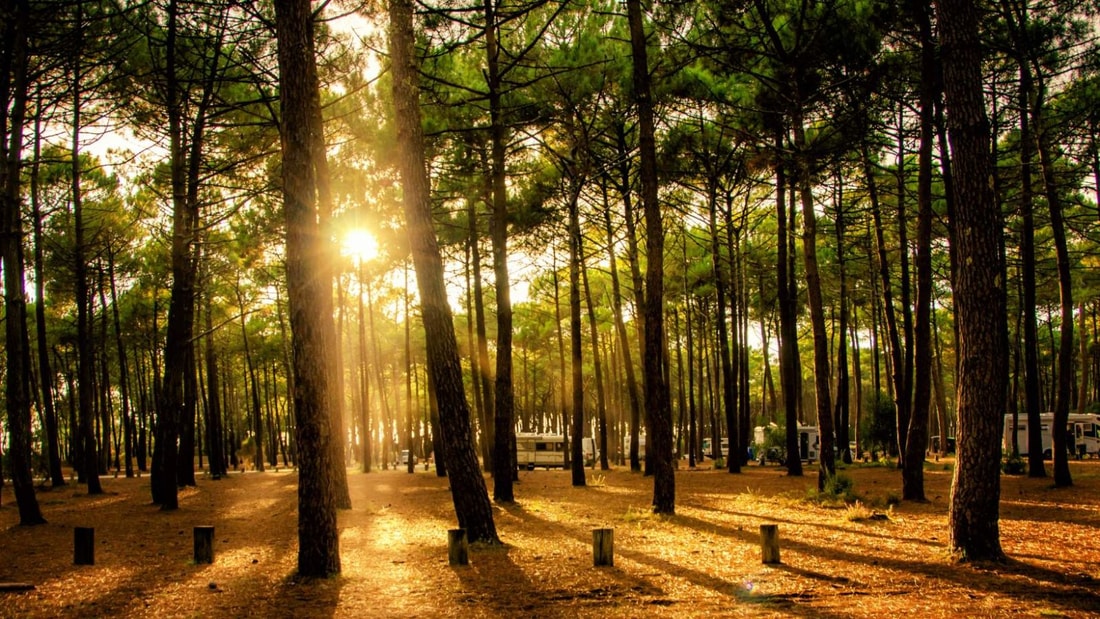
[2,459,1099,618]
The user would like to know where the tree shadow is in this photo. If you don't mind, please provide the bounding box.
[671,510,1100,615]
[498,499,844,617]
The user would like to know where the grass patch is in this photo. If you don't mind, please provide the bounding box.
[805,473,862,506]
[845,501,893,523]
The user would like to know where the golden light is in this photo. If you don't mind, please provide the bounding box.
[342,229,379,263]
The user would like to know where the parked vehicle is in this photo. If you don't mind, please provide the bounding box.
[516,433,597,469]
[701,437,728,458]
[397,449,418,466]
[1003,412,1100,459]
[753,423,819,465]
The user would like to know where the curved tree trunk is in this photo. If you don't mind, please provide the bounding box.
[1037,115,1074,488]
[389,0,499,543]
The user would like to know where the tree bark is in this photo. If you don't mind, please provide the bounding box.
[1037,113,1074,488]
[626,0,674,513]
[936,0,1008,562]
[273,0,342,577]
[1,0,46,524]
[903,0,936,501]
[29,99,65,487]
[389,0,499,543]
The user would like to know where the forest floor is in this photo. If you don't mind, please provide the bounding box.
[2,458,1100,618]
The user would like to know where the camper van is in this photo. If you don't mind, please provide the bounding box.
[515,433,597,469]
[753,423,820,465]
[1003,412,1100,459]
[701,437,728,458]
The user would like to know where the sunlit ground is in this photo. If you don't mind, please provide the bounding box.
[3,461,1100,617]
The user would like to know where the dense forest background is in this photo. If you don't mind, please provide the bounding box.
[2,0,1099,566]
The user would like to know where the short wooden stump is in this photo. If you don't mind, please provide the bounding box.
[448,528,469,566]
[194,526,215,564]
[760,524,780,564]
[74,527,95,565]
[592,528,614,567]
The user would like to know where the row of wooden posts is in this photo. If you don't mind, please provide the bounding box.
[68,523,782,568]
[447,523,783,567]
[72,526,215,566]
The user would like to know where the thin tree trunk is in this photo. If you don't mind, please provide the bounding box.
[0,0,46,523]
[29,98,65,487]
[568,189,586,487]
[775,153,802,477]
[626,0,674,514]
[581,238,609,473]
[903,0,936,501]
[1037,112,1074,488]
[389,0,498,542]
[600,183,642,472]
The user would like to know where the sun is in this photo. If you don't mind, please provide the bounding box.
[341,229,379,263]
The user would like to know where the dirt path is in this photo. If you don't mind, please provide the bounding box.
[3,461,1099,617]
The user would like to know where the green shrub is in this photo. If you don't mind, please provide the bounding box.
[1002,455,1025,475]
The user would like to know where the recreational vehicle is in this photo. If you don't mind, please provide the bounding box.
[1003,412,1100,459]
[753,423,820,465]
[515,433,597,469]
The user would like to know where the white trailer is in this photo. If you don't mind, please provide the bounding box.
[516,433,596,469]
[1003,412,1100,458]
[752,423,820,464]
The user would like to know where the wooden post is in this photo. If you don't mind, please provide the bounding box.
[760,524,780,564]
[448,528,468,566]
[193,526,215,564]
[593,528,614,567]
[74,527,95,565]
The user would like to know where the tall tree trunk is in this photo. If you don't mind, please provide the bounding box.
[903,0,936,501]
[793,120,835,489]
[1,0,46,523]
[1037,112,1074,488]
[581,233,610,472]
[626,0,674,514]
[568,189,586,487]
[389,0,499,543]
[482,0,516,503]
[601,183,642,470]
[775,153,802,477]
[936,0,1008,562]
[614,123,646,473]
[107,247,135,478]
[833,180,852,465]
[70,4,103,494]
[29,98,65,487]
[997,0,1046,478]
[861,143,908,469]
[552,252,570,468]
[273,0,343,577]
[463,213,490,471]
[203,302,225,478]
[708,182,739,473]
[237,281,265,472]
[356,263,372,473]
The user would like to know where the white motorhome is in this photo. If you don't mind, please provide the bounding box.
[1003,412,1100,459]
[515,433,596,469]
[753,423,820,464]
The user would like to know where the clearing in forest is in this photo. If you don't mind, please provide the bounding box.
[2,461,1100,617]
